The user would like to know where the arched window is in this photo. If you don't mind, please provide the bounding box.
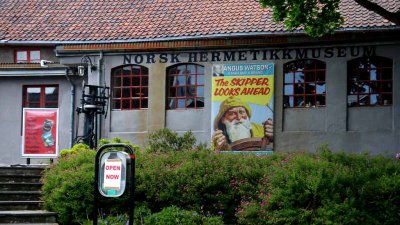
[283,59,326,108]
[347,56,392,107]
[111,65,148,110]
[166,63,204,109]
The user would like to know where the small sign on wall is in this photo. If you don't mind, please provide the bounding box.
[21,108,59,158]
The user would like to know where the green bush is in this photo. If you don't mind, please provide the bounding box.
[41,143,96,224]
[42,136,400,225]
[82,214,129,225]
[135,150,284,224]
[42,138,139,225]
[82,205,152,225]
[58,143,91,157]
[82,205,222,225]
[145,128,197,153]
[42,137,283,224]
[99,136,139,152]
[143,206,223,225]
[236,148,400,225]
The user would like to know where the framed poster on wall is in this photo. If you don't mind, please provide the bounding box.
[211,63,274,154]
[22,108,59,158]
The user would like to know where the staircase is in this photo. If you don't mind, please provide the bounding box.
[0,165,58,224]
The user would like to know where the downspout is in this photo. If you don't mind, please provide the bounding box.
[97,51,104,141]
[65,71,76,148]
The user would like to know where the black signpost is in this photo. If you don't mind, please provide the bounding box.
[93,144,135,225]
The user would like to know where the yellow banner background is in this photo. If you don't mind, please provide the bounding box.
[212,76,274,105]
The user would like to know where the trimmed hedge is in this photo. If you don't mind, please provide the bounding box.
[42,142,400,225]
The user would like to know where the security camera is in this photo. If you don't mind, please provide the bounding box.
[40,60,53,67]
[78,66,85,76]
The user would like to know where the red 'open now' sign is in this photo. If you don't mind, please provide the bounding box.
[103,159,122,190]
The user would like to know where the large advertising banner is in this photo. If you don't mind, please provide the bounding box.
[211,64,274,153]
[22,108,59,158]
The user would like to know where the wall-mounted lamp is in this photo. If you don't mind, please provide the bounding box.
[78,66,85,76]
[81,55,97,71]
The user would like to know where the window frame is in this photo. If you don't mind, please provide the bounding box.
[283,59,326,108]
[166,63,205,110]
[23,85,59,108]
[347,56,393,107]
[111,64,149,110]
[15,49,41,63]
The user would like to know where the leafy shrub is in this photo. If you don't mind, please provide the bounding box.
[82,205,222,225]
[43,137,284,224]
[42,137,400,225]
[82,214,129,225]
[145,128,197,153]
[135,150,284,224]
[236,148,400,225]
[143,206,223,225]
[134,204,153,225]
[99,136,139,152]
[82,205,152,225]
[41,143,96,224]
[42,138,138,225]
[59,143,91,158]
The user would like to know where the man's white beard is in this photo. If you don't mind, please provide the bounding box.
[224,118,252,142]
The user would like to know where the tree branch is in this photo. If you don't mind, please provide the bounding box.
[353,0,400,24]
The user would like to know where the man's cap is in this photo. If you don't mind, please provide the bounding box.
[213,96,252,130]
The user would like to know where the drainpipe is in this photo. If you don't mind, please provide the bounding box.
[97,52,104,141]
[65,71,76,148]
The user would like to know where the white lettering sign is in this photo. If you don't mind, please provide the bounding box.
[103,159,122,190]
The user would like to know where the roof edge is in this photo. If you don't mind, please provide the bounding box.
[0,68,68,77]
[1,26,399,45]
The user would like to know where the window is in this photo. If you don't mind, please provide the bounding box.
[166,64,204,109]
[111,65,149,110]
[15,50,41,63]
[347,56,392,107]
[23,85,59,108]
[283,59,326,108]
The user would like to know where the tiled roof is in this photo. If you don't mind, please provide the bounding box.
[0,0,398,42]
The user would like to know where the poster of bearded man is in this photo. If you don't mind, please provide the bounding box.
[211,63,274,153]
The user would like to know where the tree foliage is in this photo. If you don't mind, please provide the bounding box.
[258,0,400,37]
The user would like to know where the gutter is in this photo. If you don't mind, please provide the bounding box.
[0,69,68,77]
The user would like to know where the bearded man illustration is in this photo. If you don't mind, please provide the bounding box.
[212,96,273,151]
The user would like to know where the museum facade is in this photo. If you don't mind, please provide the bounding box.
[0,0,399,164]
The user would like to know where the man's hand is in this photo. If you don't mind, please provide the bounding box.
[212,129,229,151]
[263,118,273,142]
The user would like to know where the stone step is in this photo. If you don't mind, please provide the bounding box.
[0,210,57,223]
[0,182,42,192]
[0,201,43,211]
[0,191,41,201]
[0,174,42,183]
[0,223,58,225]
[0,166,58,224]
[0,166,45,176]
